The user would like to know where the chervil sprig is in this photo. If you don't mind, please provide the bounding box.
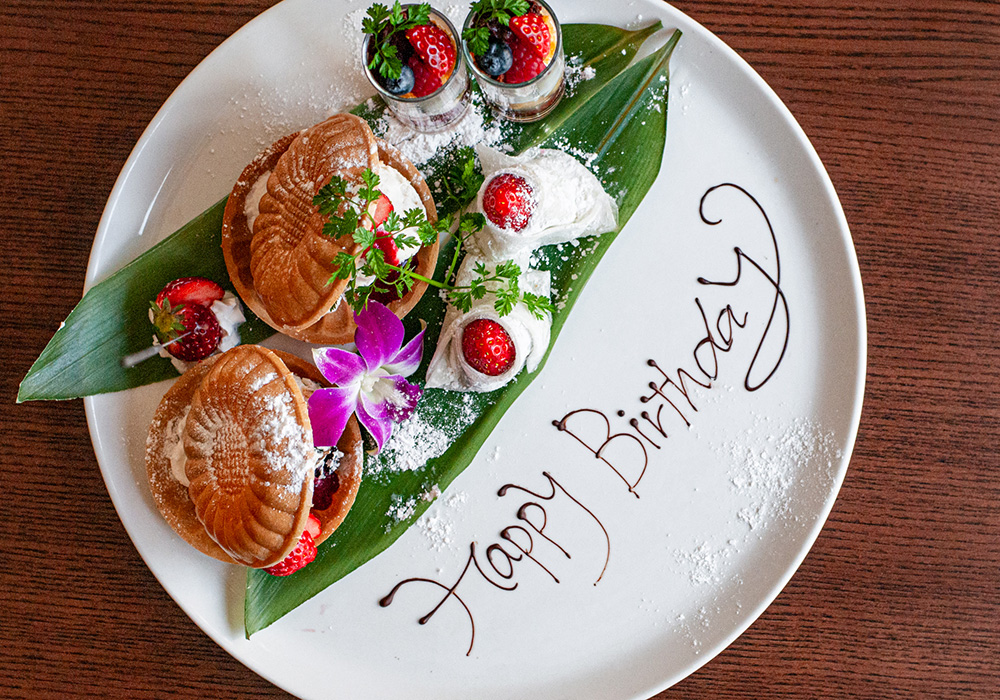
[437,146,486,216]
[363,1,433,80]
[462,0,531,55]
[312,162,553,320]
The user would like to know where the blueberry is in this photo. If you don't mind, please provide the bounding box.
[382,64,415,95]
[476,38,513,77]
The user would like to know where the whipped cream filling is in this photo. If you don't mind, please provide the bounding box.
[425,256,551,393]
[471,145,618,261]
[166,405,192,487]
[356,164,427,286]
[244,170,271,233]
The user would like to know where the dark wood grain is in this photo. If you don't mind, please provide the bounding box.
[2,1,998,698]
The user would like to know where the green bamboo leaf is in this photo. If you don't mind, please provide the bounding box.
[16,203,274,402]
[245,29,682,636]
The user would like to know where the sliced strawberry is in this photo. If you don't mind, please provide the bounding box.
[408,55,442,97]
[368,193,394,229]
[304,514,322,540]
[482,173,534,231]
[155,276,225,309]
[510,12,551,60]
[405,23,456,80]
[373,231,401,266]
[462,319,516,376]
[264,531,317,577]
[150,299,222,362]
[502,35,547,84]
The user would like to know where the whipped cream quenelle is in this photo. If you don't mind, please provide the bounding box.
[471,145,618,261]
[425,256,551,393]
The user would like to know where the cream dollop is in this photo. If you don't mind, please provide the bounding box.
[425,257,551,393]
[471,145,618,261]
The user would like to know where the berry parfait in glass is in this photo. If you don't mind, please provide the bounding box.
[462,0,565,122]
[362,2,471,132]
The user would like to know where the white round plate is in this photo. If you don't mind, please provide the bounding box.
[84,1,866,698]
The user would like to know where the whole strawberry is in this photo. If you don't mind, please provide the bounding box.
[482,173,535,231]
[264,530,317,577]
[405,23,456,80]
[150,299,222,362]
[462,318,516,376]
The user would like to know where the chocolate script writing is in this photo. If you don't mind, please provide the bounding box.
[379,471,609,655]
[555,183,790,497]
[380,183,790,653]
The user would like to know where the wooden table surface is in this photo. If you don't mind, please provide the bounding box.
[3,0,998,697]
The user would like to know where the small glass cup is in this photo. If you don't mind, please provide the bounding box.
[462,0,565,123]
[362,6,471,133]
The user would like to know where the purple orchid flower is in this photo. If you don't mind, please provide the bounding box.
[308,301,425,453]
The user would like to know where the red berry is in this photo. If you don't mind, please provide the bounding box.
[408,55,441,98]
[312,470,341,511]
[405,23,456,80]
[155,276,225,309]
[150,300,222,362]
[502,35,547,84]
[462,319,516,377]
[373,231,401,266]
[510,12,551,60]
[264,531,317,577]
[482,173,534,231]
[304,513,322,539]
[368,193,394,229]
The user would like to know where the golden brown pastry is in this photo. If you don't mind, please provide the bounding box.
[145,345,362,567]
[221,113,439,345]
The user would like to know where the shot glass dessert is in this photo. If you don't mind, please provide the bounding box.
[462,0,565,122]
[362,2,471,132]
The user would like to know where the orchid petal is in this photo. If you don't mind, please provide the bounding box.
[312,347,366,387]
[383,326,425,378]
[354,301,404,372]
[382,376,422,422]
[307,386,360,448]
[356,393,394,453]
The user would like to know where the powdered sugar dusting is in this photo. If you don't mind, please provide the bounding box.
[368,392,479,479]
[372,95,505,166]
[564,53,597,95]
[668,415,842,650]
[252,388,314,492]
[725,415,841,533]
[415,489,469,550]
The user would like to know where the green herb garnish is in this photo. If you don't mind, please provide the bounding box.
[436,146,486,216]
[462,0,531,55]
[362,1,433,80]
[312,152,552,320]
